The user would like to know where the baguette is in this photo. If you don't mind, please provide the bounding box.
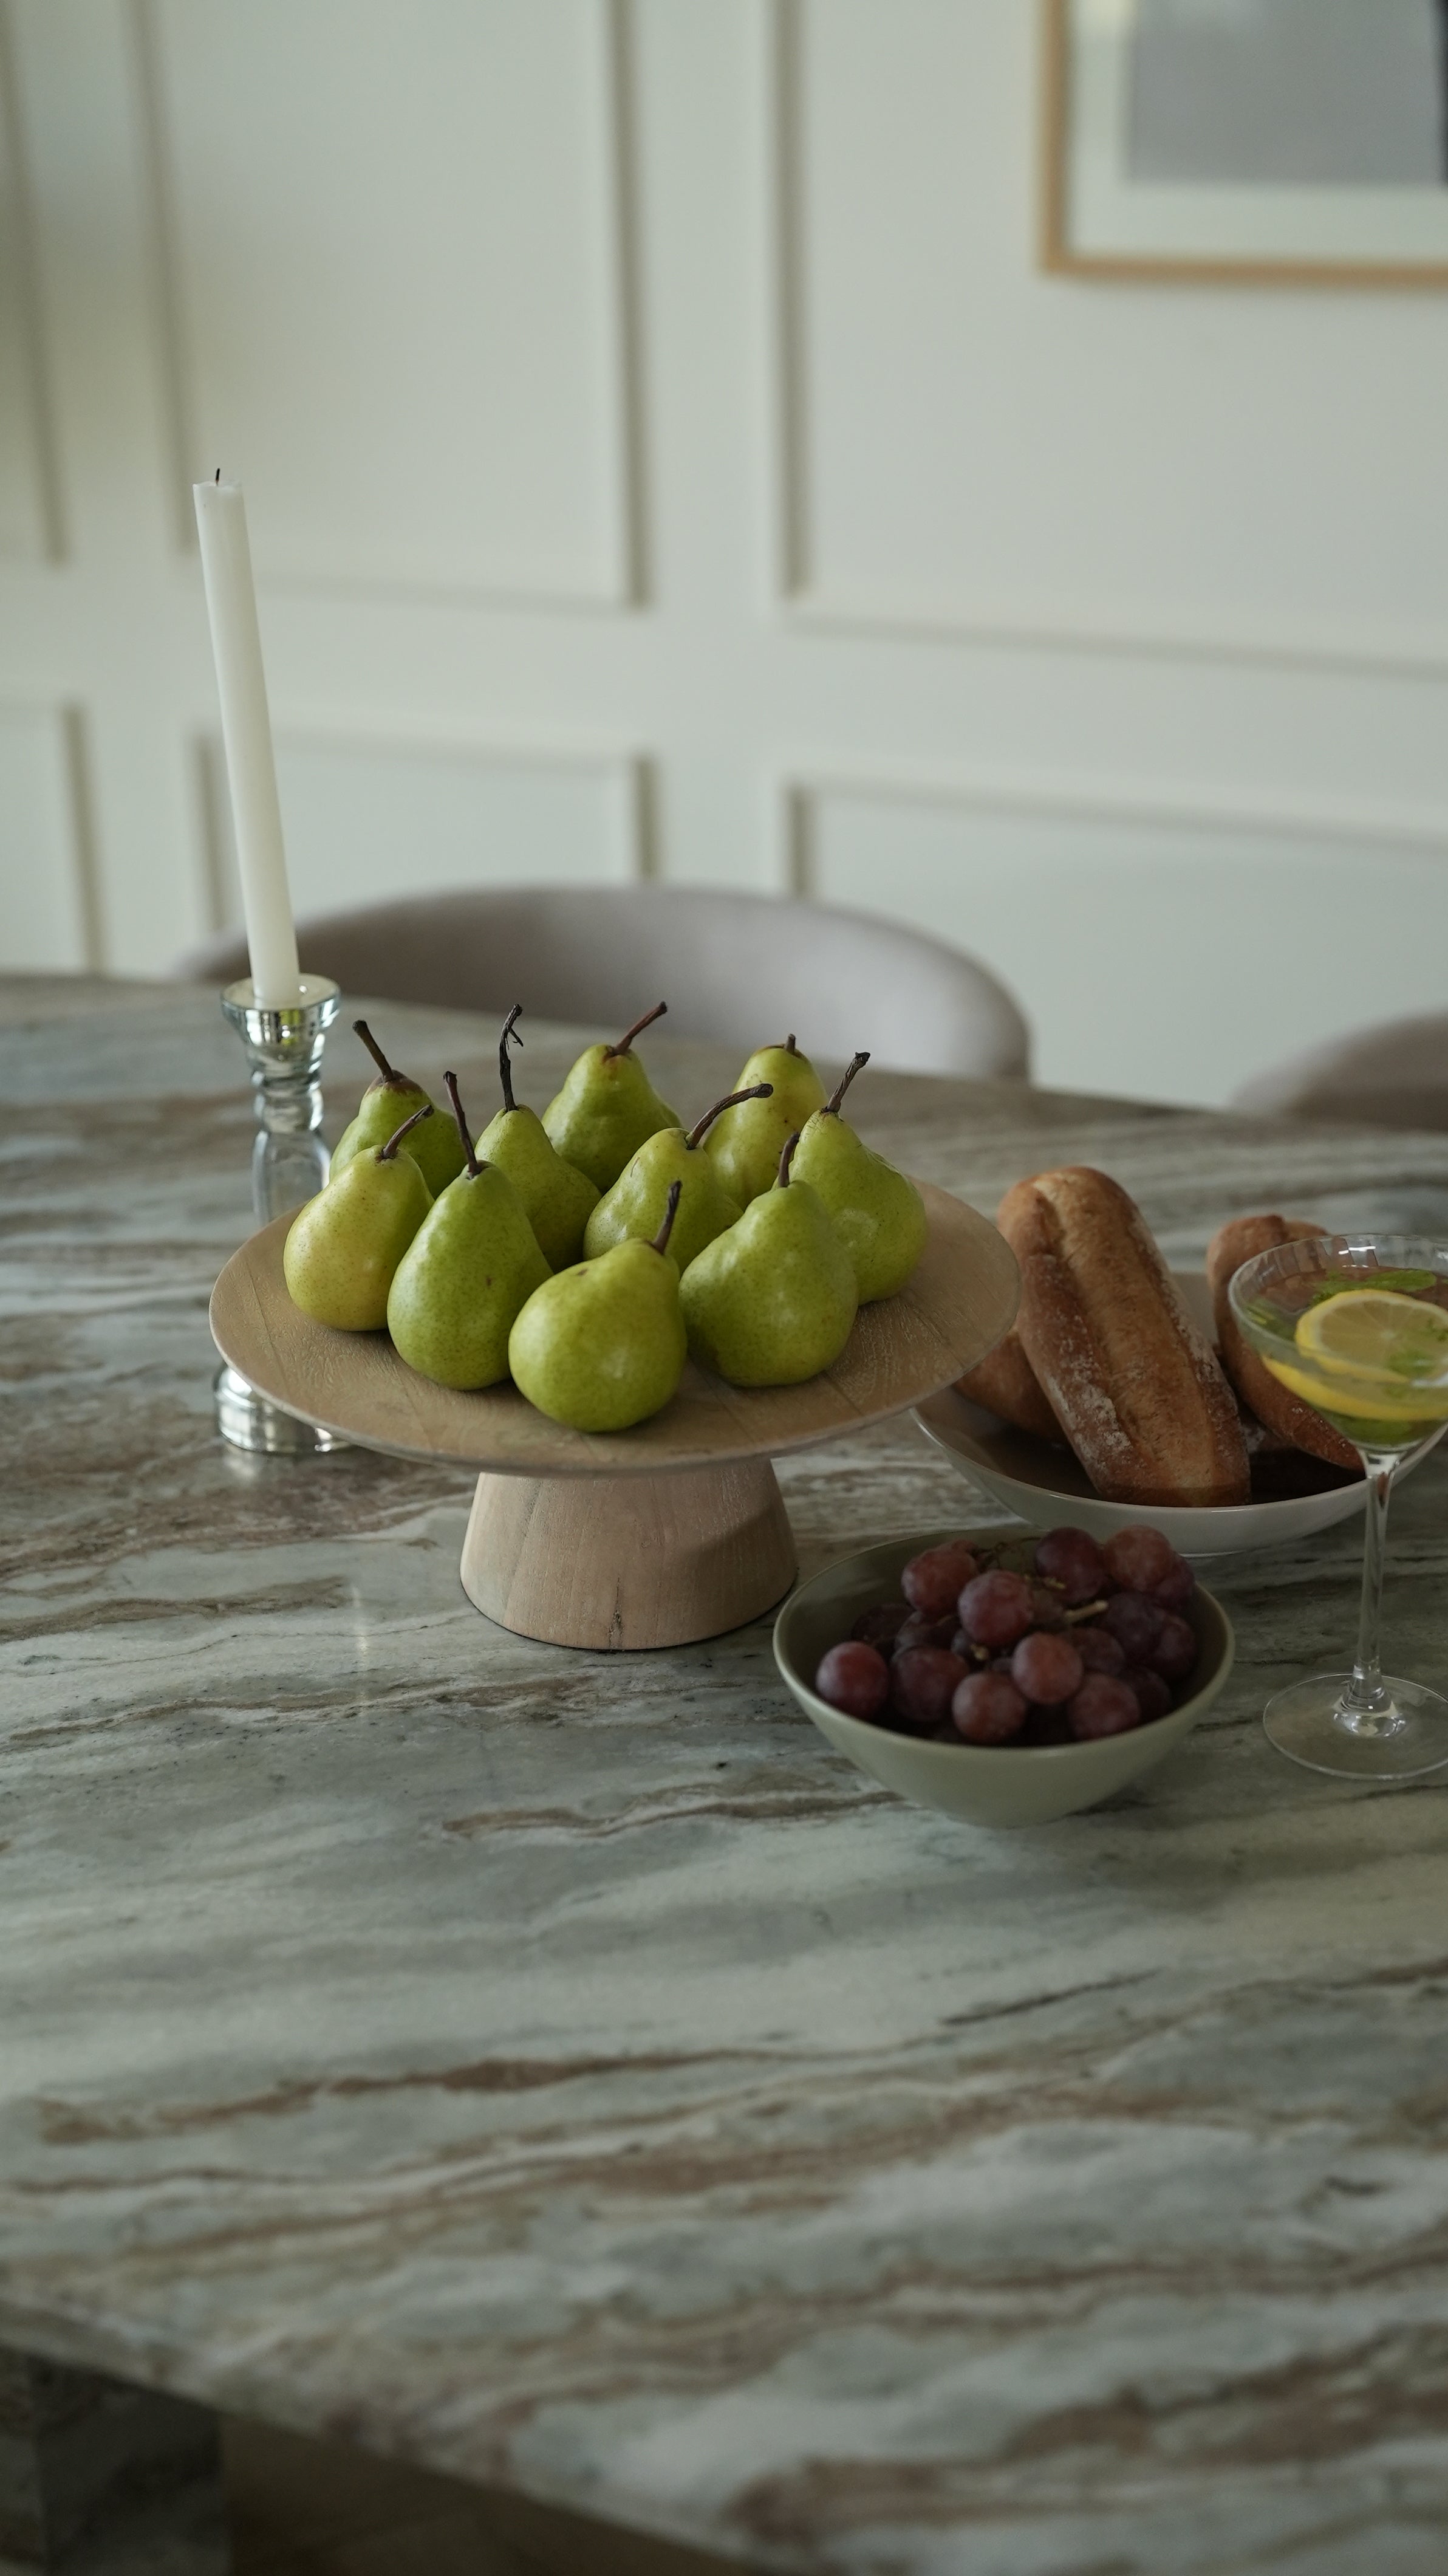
[957,1329,1066,1445]
[1206,1214,1359,1470]
[997,1166,1250,1507]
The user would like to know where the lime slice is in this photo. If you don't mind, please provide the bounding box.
[1296,1289,1448,1386]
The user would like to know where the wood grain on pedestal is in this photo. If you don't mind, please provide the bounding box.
[461,1462,797,1650]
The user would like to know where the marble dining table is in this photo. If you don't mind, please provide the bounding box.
[6,971,1448,2576]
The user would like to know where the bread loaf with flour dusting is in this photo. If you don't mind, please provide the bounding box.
[997,1166,1249,1507]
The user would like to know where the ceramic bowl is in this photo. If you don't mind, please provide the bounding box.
[774,1525,1234,1829]
[911,1272,1419,1560]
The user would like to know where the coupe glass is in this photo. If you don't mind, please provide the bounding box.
[1229,1235,1448,1779]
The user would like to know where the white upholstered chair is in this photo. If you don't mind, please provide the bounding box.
[174,885,1031,1080]
[1231,1013,1448,1132]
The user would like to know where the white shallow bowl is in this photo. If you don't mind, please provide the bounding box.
[912,1272,1415,1560]
[774,1526,1234,1829]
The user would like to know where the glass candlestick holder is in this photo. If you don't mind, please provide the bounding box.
[216,973,346,1454]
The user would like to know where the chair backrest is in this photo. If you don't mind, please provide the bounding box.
[174,885,1030,1079]
[1231,1012,1448,1131]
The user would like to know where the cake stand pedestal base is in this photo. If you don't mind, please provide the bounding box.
[460,1460,797,1650]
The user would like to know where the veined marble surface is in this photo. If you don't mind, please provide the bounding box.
[5,976,1448,2576]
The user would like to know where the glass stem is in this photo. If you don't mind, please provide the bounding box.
[1340,1450,1397,1727]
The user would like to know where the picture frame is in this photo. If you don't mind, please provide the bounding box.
[1040,0,1448,288]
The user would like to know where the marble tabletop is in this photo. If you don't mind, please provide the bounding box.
[5,975,1448,2576]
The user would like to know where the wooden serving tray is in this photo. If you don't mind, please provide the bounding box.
[210,1185,1017,1649]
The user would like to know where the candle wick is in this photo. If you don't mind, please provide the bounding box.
[214,467,220,482]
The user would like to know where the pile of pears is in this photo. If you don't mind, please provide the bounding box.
[282,1006,929,1433]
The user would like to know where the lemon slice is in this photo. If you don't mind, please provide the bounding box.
[1296,1289,1448,1386]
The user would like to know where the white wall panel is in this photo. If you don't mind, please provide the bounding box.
[780,0,1448,662]
[146,0,633,602]
[800,781,1448,1109]
[200,737,643,936]
[0,705,90,967]
[0,0,1445,1111]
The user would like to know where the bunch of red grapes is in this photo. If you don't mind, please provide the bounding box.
[813,1524,1198,1747]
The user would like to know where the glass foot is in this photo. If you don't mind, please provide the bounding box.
[214,1362,346,1456]
[1263,1672,1448,1780]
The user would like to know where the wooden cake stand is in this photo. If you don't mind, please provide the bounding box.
[209,1184,1017,1651]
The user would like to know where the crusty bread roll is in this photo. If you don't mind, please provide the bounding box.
[1206,1213,1358,1470]
[997,1167,1250,1507]
[957,1329,1065,1445]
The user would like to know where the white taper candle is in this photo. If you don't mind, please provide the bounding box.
[193,476,301,1007]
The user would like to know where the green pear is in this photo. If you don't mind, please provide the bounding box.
[284,1104,434,1331]
[704,1033,826,1207]
[582,1081,773,1273]
[330,1019,466,1199]
[386,1073,551,1389]
[509,1181,686,1432]
[542,1002,680,1194]
[680,1133,857,1387]
[791,1051,928,1302]
[472,1005,598,1269]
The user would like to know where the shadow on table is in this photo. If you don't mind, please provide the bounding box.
[225,2417,739,2576]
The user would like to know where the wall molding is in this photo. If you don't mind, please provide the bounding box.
[0,0,63,562]
[782,759,1448,900]
[762,0,1448,685]
[0,698,101,967]
[134,0,646,614]
[192,724,656,937]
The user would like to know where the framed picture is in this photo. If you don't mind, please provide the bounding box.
[1042,0,1448,286]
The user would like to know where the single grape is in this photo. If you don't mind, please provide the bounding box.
[901,1540,980,1620]
[891,1647,969,1731]
[1102,1526,1180,1594]
[1150,1612,1197,1684]
[814,1640,890,1719]
[1075,1626,1125,1676]
[1028,1584,1067,1632]
[1102,1590,1166,1662]
[897,1609,958,1653]
[958,1568,1036,1650]
[1067,1674,1141,1739]
[1010,1631,1085,1707]
[951,1670,1028,1744]
[852,1601,910,1653]
[1034,1526,1106,1606]
[1122,1665,1172,1722]
[1152,1558,1196,1611]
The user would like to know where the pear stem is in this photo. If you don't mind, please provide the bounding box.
[825,1051,870,1116]
[604,1000,667,1059]
[498,1003,523,1112]
[785,1033,798,1053]
[354,1019,405,1086]
[444,1071,482,1178]
[685,1081,772,1150]
[777,1132,800,1189]
[377,1103,432,1161]
[651,1178,683,1259]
